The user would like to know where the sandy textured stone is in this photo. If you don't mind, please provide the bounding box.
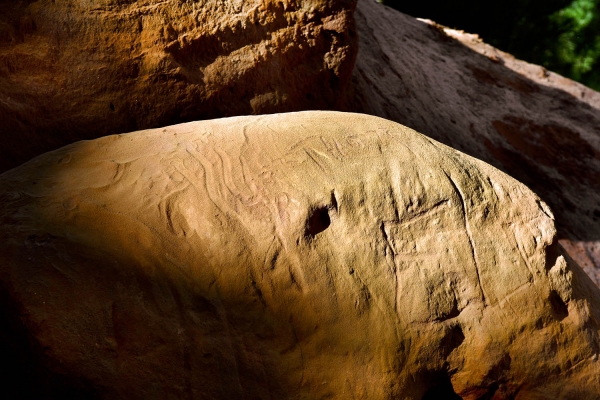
[0,0,356,172]
[1,111,599,398]
[349,0,600,286]
[4,0,599,289]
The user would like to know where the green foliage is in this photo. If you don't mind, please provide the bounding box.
[382,0,600,91]
[550,0,600,88]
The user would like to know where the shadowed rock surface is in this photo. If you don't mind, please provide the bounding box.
[349,0,600,286]
[1,111,599,399]
[0,0,356,172]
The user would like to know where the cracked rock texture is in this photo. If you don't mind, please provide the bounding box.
[349,0,600,286]
[0,0,356,172]
[1,111,600,399]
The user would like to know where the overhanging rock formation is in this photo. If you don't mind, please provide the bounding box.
[1,111,599,399]
[0,0,357,172]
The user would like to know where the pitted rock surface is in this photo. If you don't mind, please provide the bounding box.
[1,111,599,399]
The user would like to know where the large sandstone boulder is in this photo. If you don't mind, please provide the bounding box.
[0,0,356,172]
[1,111,599,399]
[3,0,600,290]
[349,0,600,286]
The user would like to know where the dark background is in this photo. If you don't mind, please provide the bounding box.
[382,0,600,91]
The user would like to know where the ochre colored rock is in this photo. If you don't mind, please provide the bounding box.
[1,111,599,398]
[0,0,357,172]
[3,0,599,289]
[349,0,600,286]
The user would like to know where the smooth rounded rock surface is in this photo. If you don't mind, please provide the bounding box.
[1,111,599,398]
[350,0,600,286]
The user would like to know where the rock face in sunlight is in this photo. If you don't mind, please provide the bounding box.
[2,0,599,288]
[0,0,356,171]
[349,0,600,286]
[1,111,599,399]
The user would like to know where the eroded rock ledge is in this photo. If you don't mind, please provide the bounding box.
[0,0,357,171]
[1,111,599,399]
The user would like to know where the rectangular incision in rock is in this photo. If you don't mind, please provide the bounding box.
[382,198,451,262]
[381,198,483,322]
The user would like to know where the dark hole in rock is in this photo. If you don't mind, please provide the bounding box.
[549,290,568,321]
[109,102,115,111]
[441,324,465,357]
[445,303,461,320]
[305,206,331,237]
[421,372,461,400]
